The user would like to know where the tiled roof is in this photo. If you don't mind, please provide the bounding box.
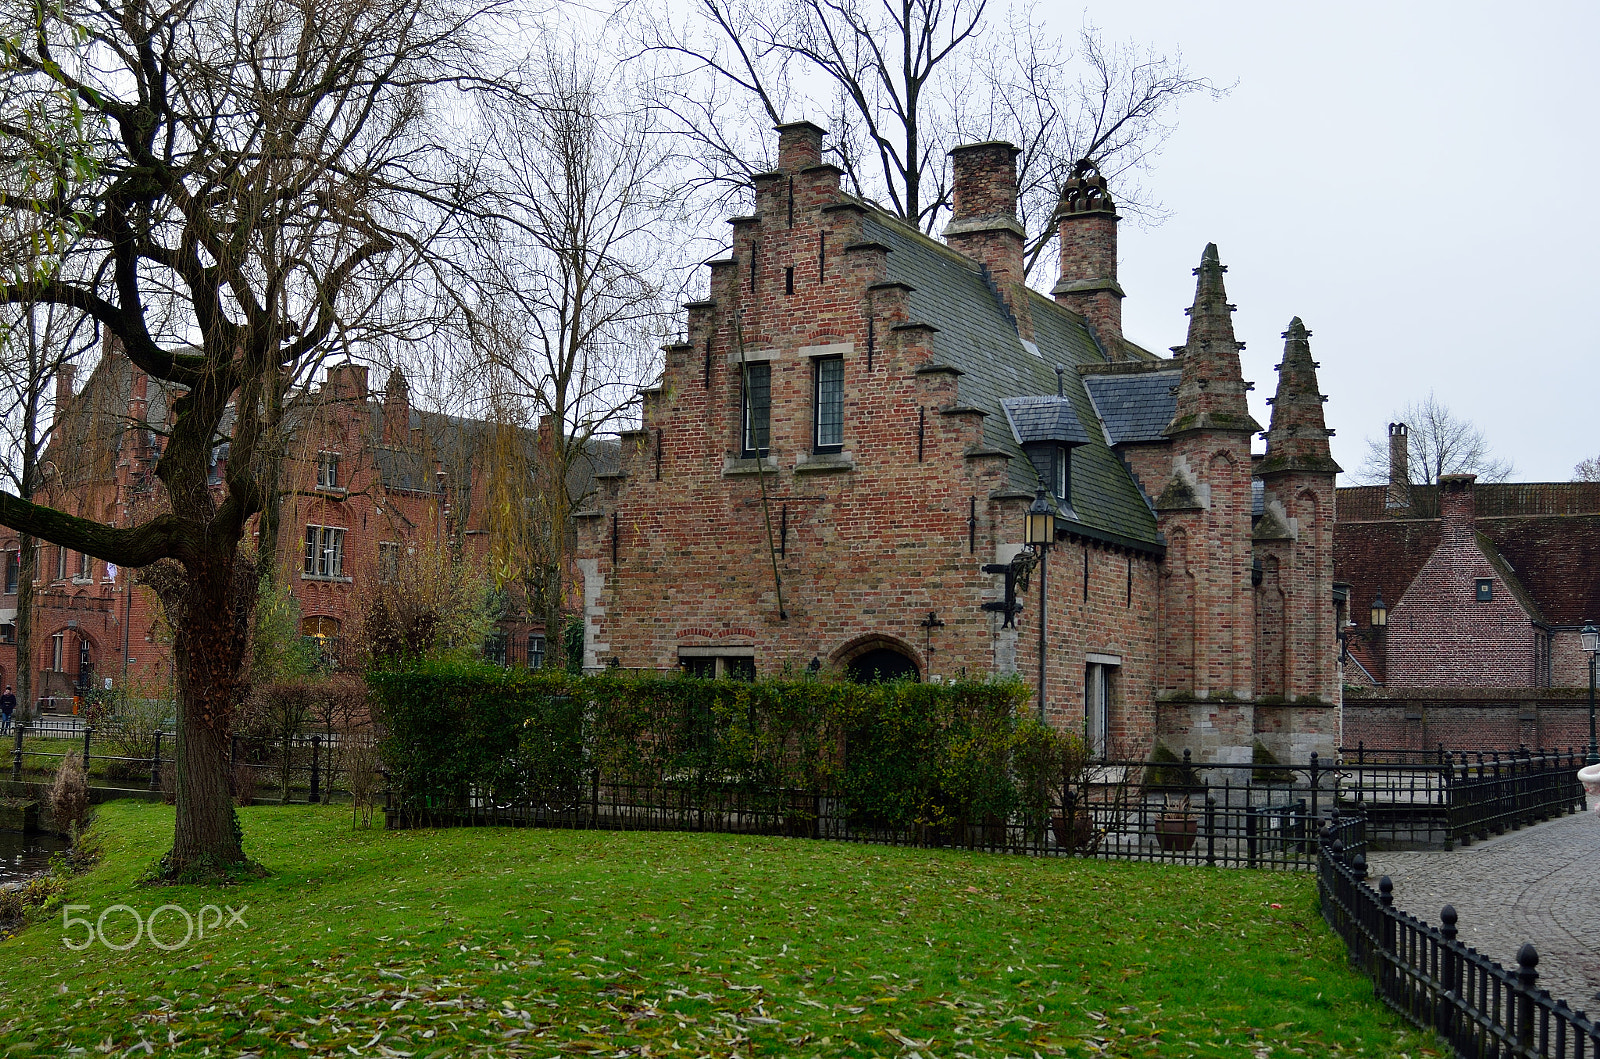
[1082,370,1181,445]
[1334,506,1600,634]
[862,212,1161,549]
[1338,483,1600,521]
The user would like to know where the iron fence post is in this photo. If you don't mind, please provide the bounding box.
[10,719,21,782]
[590,768,600,828]
[1514,944,1539,1056]
[1204,794,1216,867]
[1246,806,1259,868]
[1439,905,1460,1041]
[1378,876,1395,998]
[309,735,322,804]
[149,729,162,792]
[1309,751,1320,823]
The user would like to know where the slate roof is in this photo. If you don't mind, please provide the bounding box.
[1082,370,1181,445]
[860,212,1161,550]
[1000,396,1092,446]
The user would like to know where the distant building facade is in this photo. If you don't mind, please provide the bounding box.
[1336,456,1600,751]
[0,354,552,711]
[576,124,1345,764]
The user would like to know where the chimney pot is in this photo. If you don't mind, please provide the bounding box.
[1051,159,1123,357]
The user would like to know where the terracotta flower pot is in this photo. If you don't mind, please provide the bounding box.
[1051,812,1093,852]
[1155,815,1198,852]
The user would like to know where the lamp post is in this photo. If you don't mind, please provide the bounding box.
[1583,619,1598,765]
[1023,489,1054,720]
[1370,590,1387,629]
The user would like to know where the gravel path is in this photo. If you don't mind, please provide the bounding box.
[1365,810,1600,1017]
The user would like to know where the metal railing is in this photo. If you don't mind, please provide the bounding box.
[1319,811,1599,1057]
[8,721,372,805]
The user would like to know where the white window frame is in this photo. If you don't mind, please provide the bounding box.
[51,632,64,672]
[303,525,347,579]
[1085,654,1120,759]
[316,451,342,491]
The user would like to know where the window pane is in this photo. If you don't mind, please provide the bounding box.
[327,528,344,577]
[305,526,319,574]
[743,362,770,456]
[815,357,843,449]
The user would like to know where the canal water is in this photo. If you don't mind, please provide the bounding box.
[0,829,70,884]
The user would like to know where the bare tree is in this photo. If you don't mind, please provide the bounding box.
[623,0,1219,270]
[1356,393,1514,486]
[1573,457,1600,483]
[0,0,504,876]
[470,36,677,666]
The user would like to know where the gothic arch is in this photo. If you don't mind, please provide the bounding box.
[831,634,922,683]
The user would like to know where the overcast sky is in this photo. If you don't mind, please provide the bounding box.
[1086,0,1599,483]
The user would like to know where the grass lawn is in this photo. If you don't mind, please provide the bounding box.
[0,801,1438,1057]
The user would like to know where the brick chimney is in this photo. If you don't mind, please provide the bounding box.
[943,141,1032,342]
[1439,473,1477,542]
[1051,160,1123,357]
[775,121,825,171]
[383,367,410,445]
[326,362,368,401]
[1386,422,1411,511]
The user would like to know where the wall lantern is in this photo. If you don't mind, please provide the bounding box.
[1370,590,1387,628]
[1024,488,1054,552]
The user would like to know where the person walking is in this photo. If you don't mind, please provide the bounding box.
[0,685,15,735]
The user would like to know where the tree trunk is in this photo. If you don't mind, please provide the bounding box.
[160,552,253,875]
[16,532,33,715]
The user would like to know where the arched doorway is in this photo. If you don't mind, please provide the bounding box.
[839,641,920,683]
[301,616,341,670]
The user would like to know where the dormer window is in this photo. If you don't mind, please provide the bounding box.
[1051,443,1069,501]
[1001,395,1089,513]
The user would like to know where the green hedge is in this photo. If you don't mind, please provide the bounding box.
[369,661,1085,832]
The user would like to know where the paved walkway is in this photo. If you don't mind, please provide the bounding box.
[1366,810,1600,1017]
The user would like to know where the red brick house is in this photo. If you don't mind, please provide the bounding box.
[1335,459,1600,750]
[0,355,555,712]
[576,124,1344,764]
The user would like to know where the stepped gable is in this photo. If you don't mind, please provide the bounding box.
[859,210,1160,549]
[1256,317,1340,477]
[1163,243,1261,438]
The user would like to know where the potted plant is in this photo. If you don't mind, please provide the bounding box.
[1154,793,1198,852]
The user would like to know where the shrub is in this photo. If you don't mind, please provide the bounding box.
[50,754,90,832]
[369,661,1033,835]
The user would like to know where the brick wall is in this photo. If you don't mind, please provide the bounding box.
[1385,475,1540,687]
[1343,692,1598,754]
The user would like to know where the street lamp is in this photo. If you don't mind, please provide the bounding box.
[1583,619,1598,765]
[1023,489,1053,720]
[1370,590,1387,629]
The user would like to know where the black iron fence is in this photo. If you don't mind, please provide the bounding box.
[383,747,1585,857]
[1319,810,1599,1057]
[8,721,376,805]
[383,770,1332,869]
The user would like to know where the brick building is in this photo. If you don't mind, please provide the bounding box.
[576,124,1344,764]
[0,354,554,712]
[1335,449,1600,751]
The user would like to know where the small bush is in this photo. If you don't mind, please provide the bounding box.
[0,874,66,922]
[231,763,258,807]
[50,754,90,831]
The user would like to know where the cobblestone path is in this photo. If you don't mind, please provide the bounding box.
[1366,810,1600,1017]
